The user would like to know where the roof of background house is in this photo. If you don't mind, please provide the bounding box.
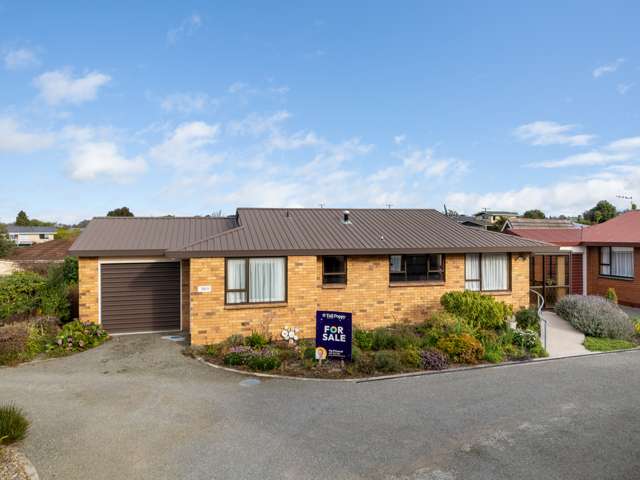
[581,210,640,245]
[473,210,518,217]
[505,228,583,246]
[8,238,74,261]
[6,225,57,234]
[503,217,581,231]
[451,215,490,227]
[69,216,237,256]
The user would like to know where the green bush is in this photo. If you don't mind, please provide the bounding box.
[0,272,46,319]
[225,334,245,347]
[354,329,374,350]
[47,320,108,353]
[62,257,79,284]
[223,346,252,365]
[555,295,635,339]
[0,323,29,365]
[355,352,376,374]
[605,288,618,304]
[441,291,512,330]
[0,403,29,444]
[246,349,281,371]
[245,331,269,348]
[373,350,402,372]
[371,326,418,350]
[512,329,539,349]
[302,347,316,360]
[515,308,540,333]
[399,346,421,368]
[436,333,484,364]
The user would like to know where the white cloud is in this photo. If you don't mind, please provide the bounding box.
[399,147,469,178]
[607,136,640,152]
[160,92,215,114]
[67,141,146,182]
[514,121,594,146]
[593,58,625,78]
[0,117,55,153]
[228,111,291,136]
[530,151,631,168]
[446,169,639,216]
[268,131,321,150]
[617,83,634,95]
[393,134,406,145]
[167,13,202,45]
[4,47,40,70]
[149,121,222,169]
[228,82,249,94]
[33,69,111,106]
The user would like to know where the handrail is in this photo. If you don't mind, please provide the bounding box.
[530,288,547,350]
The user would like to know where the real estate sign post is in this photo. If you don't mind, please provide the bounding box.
[316,310,352,361]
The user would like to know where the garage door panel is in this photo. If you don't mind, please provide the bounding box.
[100,262,180,333]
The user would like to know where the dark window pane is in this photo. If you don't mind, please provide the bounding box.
[429,254,443,271]
[323,274,347,284]
[427,271,443,281]
[390,272,406,282]
[405,255,427,281]
[323,256,345,274]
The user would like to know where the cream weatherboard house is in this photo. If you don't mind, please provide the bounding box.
[69,208,557,345]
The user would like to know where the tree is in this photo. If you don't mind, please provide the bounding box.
[522,209,545,219]
[490,216,509,232]
[0,224,15,258]
[632,202,637,211]
[106,207,134,217]
[15,210,29,226]
[583,200,617,224]
[54,228,82,240]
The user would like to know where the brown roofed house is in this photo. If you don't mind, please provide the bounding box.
[69,208,557,343]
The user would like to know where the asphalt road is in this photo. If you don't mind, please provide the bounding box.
[1,334,639,480]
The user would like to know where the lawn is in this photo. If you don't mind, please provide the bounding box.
[583,337,637,352]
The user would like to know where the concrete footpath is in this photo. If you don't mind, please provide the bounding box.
[541,310,590,357]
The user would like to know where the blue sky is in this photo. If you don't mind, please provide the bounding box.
[1,1,639,223]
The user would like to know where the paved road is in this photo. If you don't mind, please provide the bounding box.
[1,335,639,480]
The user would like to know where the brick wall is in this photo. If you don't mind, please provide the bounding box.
[78,257,99,324]
[181,259,190,331]
[587,246,640,307]
[189,253,530,345]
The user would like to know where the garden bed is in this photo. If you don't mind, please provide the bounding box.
[193,291,548,379]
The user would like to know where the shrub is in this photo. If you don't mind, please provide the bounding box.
[373,350,402,372]
[416,312,461,333]
[634,318,640,335]
[245,331,269,348]
[0,324,29,365]
[246,348,281,371]
[0,272,46,320]
[371,326,418,351]
[354,329,374,350]
[0,404,29,444]
[355,352,376,374]
[399,346,421,368]
[303,346,316,360]
[515,308,540,332]
[223,346,252,365]
[420,349,448,370]
[47,320,108,353]
[555,295,635,339]
[225,334,245,347]
[62,257,79,284]
[512,329,539,349]
[605,288,618,304]
[436,333,484,364]
[440,291,512,330]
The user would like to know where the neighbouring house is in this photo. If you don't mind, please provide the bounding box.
[7,225,57,246]
[501,217,583,231]
[0,238,74,275]
[474,210,518,225]
[451,215,490,229]
[506,211,640,307]
[69,208,557,344]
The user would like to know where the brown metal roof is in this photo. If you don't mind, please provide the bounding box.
[169,208,558,257]
[69,216,236,257]
[505,218,580,230]
[8,239,74,261]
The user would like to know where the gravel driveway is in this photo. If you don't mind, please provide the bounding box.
[1,334,639,480]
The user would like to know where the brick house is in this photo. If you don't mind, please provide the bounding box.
[506,211,640,307]
[69,208,556,345]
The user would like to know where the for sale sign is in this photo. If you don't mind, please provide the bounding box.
[315,310,352,360]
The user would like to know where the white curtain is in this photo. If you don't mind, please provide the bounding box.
[465,254,480,291]
[249,258,285,302]
[600,247,611,275]
[390,255,402,273]
[481,253,508,291]
[611,247,634,277]
[226,259,246,303]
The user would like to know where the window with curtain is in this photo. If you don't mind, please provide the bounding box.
[600,246,634,278]
[465,253,510,291]
[322,256,347,284]
[225,257,286,304]
[389,254,445,282]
